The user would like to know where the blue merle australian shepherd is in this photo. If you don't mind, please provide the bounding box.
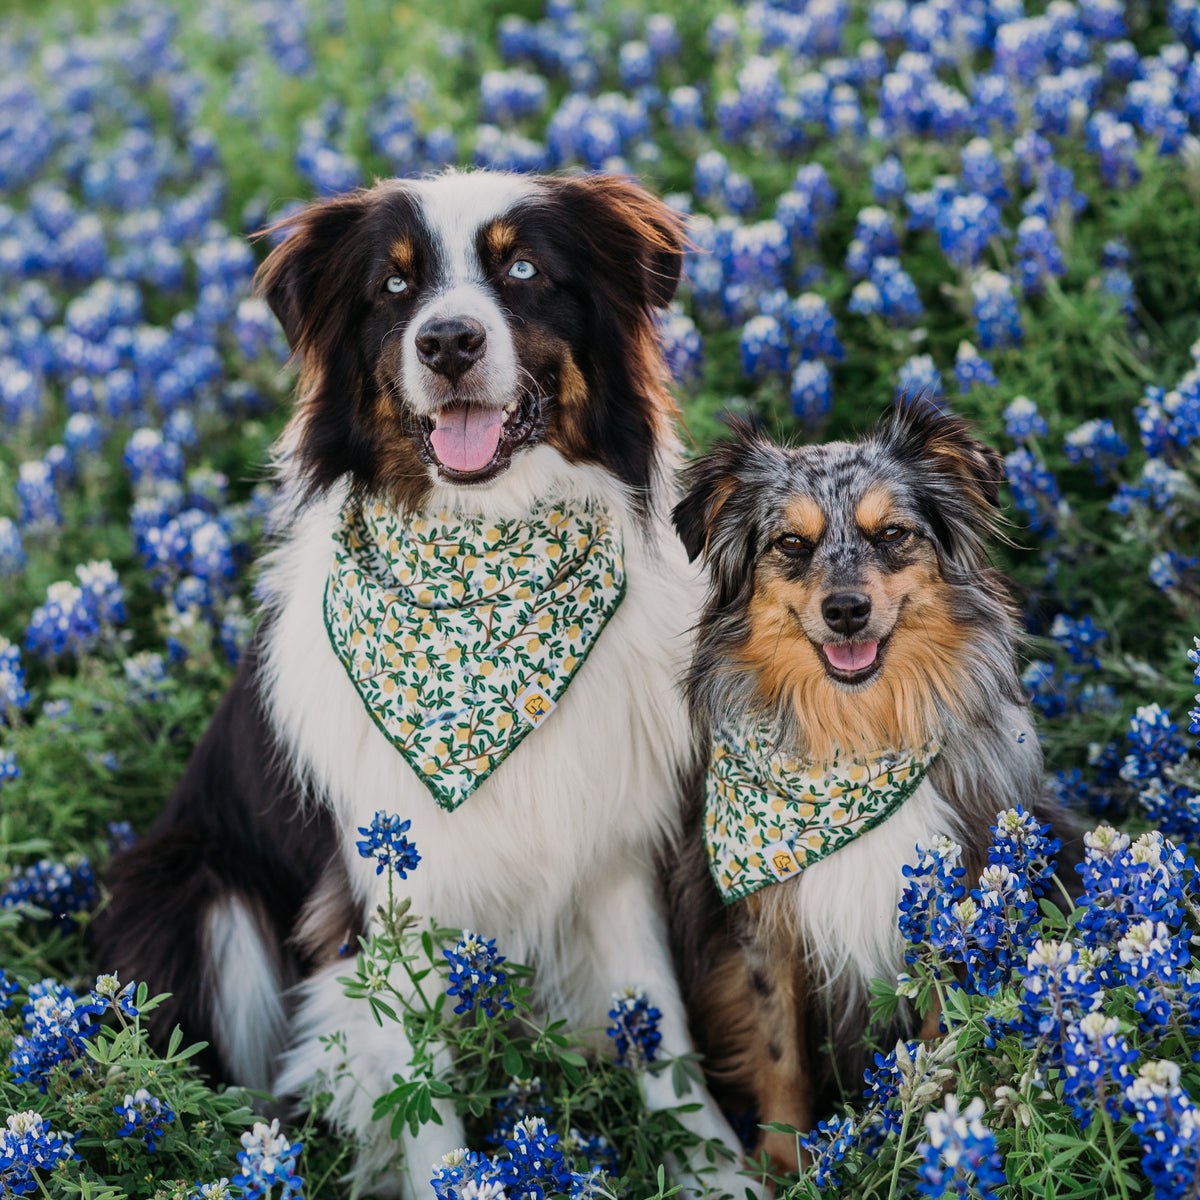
[668,405,1077,1172]
[92,171,749,1197]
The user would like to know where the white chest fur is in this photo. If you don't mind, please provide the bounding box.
[256,450,700,1023]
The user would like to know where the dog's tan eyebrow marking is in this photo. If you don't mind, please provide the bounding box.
[482,219,519,260]
[855,486,898,532]
[388,237,415,273]
[781,495,825,542]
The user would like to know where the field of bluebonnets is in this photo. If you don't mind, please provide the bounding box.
[2,0,1200,1196]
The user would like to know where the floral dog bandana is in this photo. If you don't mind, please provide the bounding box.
[704,719,937,903]
[324,499,625,811]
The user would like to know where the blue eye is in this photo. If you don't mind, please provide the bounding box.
[508,260,537,280]
[385,275,407,294]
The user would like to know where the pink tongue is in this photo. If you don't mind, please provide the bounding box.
[824,641,879,672]
[429,405,504,473]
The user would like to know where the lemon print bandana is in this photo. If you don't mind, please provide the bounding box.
[704,719,937,903]
[324,499,625,811]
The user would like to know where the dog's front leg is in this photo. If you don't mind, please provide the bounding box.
[583,866,752,1199]
[275,954,464,1200]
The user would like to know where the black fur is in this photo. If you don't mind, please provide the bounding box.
[90,637,340,1076]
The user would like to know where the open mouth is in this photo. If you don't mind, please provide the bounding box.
[420,394,539,484]
[818,635,887,686]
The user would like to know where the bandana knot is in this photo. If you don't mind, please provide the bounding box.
[704,718,937,903]
[324,499,625,811]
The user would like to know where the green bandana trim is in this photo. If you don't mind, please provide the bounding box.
[704,719,937,903]
[323,499,626,811]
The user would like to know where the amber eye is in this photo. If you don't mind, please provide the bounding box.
[878,526,908,543]
[776,533,812,557]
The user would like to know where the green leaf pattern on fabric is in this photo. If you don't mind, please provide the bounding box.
[324,499,626,812]
[704,719,937,903]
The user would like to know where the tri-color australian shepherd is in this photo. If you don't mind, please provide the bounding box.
[92,171,748,1197]
[668,407,1075,1172]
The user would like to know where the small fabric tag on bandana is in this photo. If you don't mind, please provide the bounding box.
[324,499,625,812]
[704,718,937,904]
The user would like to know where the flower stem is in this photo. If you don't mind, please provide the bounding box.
[1100,1109,1131,1200]
[887,1106,913,1200]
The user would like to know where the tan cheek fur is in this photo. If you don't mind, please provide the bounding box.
[740,550,971,765]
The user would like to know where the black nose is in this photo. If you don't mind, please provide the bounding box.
[414,317,487,381]
[821,591,871,635]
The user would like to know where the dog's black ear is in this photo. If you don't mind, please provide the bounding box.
[544,174,686,310]
[880,396,1005,511]
[673,420,770,605]
[254,193,371,352]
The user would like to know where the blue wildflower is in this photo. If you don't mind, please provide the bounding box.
[971,271,1023,350]
[444,932,513,1019]
[232,1119,303,1199]
[500,1117,570,1200]
[0,1110,72,1196]
[114,1088,174,1153]
[9,980,105,1090]
[917,1095,1005,1200]
[2,858,98,924]
[895,355,944,404]
[1003,397,1048,441]
[798,1115,855,1189]
[355,811,420,879]
[790,360,833,426]
[954,342,997,393]
[606,986,661,1068]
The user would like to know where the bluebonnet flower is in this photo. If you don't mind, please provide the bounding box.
[0,638,30,721]
[971,272,1023,350]
[123,652,168,704]
[1149,551,1198,594]
[25,581,100,660]
[739,315,788,379]
[870,156,906,204]
[499,1117,570,1200]
[564,1128,617,1176]
[785,294,842,361]
[432,1148,507,1200]
[1050,615,1107,669]
[658,310,703,386]
[355,811,420,879]
[1061,1014,1138,1128]
[1063,419,1128,481]
[798,1115,855,1189]
[847,207,898,276]
[91,973,138,1019]
[124,428,184,489]
[444,932,513,1019]
[990,808,1060,899]
[953,343,996,393]
[917,1095,1004,1199]
[1004,449,1063,534]
[488,1077,552,1146]
[899,836,966,960]
[665,86,704,135]
[1121,704,1189,786]
[1014,216,1067,295]
[232,1119,303,1199]
[861,257,924,327]
[1004,397,1048,442]
[9,980,105,1089]
[1110,459,1189,516]
[2,857,98,924]
[1075,827,1194,967]
[0,519,24,578]
[0,1110,72,1196]
[190,1179,234,1200]
[1123,1060,1200,1198]
[16,461,59,530]
[895,355,944,404]
[606,986,661,1068]
[960,139,1008,203]
[1086,112,1140,187]
[791,361,833,426]
[114,1088,174,1153]
[935,194,1002,268]
[0,750,20,789]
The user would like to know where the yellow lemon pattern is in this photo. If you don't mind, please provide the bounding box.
[324,499,625,811]
[703,719,937,903]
